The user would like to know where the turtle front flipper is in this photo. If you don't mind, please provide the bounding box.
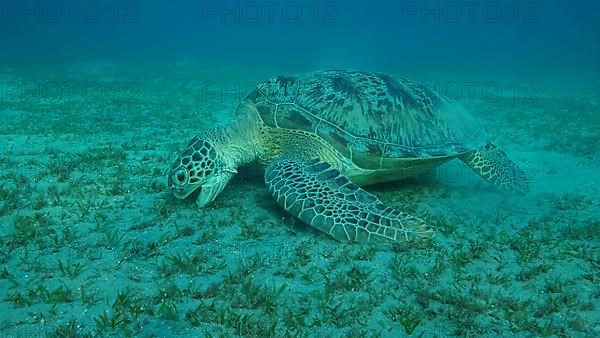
[264,158,433,243]
[460,142,529,194]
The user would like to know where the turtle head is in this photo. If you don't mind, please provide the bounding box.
[168,135,237,208]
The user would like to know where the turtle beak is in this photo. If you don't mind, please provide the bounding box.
[196,172,234,208]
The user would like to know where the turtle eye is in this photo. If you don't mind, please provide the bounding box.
[173,169,187,185]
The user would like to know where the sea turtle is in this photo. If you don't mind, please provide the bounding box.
[168,70,528,243]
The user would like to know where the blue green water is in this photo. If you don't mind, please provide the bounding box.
[2,0,599,78]
[1,1,599,337]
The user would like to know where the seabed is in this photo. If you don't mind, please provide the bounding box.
[0,61,598,337]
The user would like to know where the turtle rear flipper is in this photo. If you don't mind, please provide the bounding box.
[264,158,433,243]
[460,142,529,194]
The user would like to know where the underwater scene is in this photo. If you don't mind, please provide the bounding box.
[0,0,599,336]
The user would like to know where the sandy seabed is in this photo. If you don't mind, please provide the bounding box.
[0,62,598,337]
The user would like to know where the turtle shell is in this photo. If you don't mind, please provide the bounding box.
[241,70,487,169]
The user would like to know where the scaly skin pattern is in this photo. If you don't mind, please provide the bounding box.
[460,142,529,195]
[264,158,433,242]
